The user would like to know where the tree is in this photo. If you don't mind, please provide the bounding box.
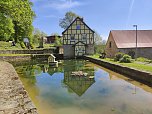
[94,31,106,54]
[54,35,62,46]
[0,0,35,43]
[0,12,14,41]
[32,28,47,45]
[59,11,79,29]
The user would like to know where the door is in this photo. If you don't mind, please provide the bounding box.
[75,42,86,57]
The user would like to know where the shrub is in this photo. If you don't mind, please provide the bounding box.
[20,42,26,49]
[114,52,125,61]
[128,51,135,59]
[119,54,132,63]
[30,43,34,49]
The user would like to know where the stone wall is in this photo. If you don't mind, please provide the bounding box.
[105,32,118,58]
[0,61,38,114]
[86,44,94,55]
[0,48,54,54]
[118,47,152,59]
[63,45,75,59]
[84,56,152,86]
[0,55,31,62]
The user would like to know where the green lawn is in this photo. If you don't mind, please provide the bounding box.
[0,41,56,50]
[89,54,152,73]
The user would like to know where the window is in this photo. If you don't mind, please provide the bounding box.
[76,25,81,30]
[70,34,75,40]
[82,34,87,42]
[109,41,112,48]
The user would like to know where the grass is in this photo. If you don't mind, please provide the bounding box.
[0,41,23,50]
[0,41,58,50]
[89,54,152,73]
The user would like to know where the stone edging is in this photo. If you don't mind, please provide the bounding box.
[0,61,38,114]
[84,56,152,86]
[0,55,31,62]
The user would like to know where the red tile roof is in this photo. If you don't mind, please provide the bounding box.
[111,30,152,48]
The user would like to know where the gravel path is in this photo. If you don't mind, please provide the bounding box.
[0,61,38,114]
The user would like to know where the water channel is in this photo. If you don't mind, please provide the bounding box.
[14,60,152,114]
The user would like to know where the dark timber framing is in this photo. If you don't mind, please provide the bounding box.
[62,17,95,58]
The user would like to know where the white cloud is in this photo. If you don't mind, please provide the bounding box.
[45,0,82,10]
[126,0,135,28]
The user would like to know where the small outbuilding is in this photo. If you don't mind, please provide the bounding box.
[105,30,152,59]
[46,35,62,44]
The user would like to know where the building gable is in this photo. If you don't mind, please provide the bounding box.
[105,32,118,58]
[62,17,94,45]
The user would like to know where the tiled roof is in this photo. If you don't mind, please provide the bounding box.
[111,30,152,48]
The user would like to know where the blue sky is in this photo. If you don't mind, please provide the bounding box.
[31,0,152,40]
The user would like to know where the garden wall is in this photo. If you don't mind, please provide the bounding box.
[0,55,31,62]
[84,56,152,86]
[0,48,54,54]
[0,61,38,114]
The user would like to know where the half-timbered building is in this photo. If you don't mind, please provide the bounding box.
[62,17,95,59]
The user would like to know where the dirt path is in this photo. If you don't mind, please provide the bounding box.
[0,61,38,114]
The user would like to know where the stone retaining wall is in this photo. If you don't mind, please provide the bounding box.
[0,48,54,54]
[0,61,38,114]
[0,55,31,62]
[84,56,152,86]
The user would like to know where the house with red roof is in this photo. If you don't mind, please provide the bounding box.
[105,30,152,59]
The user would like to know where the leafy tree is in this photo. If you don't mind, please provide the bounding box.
[0,0,35,43]
[0,12,14,41]
[54,35,62,46]
[32,28,47,48]
[59,11,79,29]
[94,31,106,54]
[32,28,47,44]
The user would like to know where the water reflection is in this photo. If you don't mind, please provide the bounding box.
[14,60,152,114]
[63,60,95,96]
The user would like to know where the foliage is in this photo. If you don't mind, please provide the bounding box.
[114,52,125,61]
[54,35,62,46]
[0,12,14,41]
[0,41,22,50]
[119,54,132,63]
[59,11,79,29]
[94,31,106,54]
[32,28,47,45]
[128,50,135,59]
[0,0,35,43]
[30,42,34,49]
[20,42,26,49]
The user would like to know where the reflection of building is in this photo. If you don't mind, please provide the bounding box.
[62,17,95,59]
[63,60,95,96]
[64,75,95,96]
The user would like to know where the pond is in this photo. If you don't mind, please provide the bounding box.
[14,60,152,114]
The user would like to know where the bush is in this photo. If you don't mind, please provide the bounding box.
[20,42,26,49]
[30,43,34,49]
[119,54,132,63]
[114,52,125,61]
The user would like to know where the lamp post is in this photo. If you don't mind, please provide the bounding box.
[133,25,137,60]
